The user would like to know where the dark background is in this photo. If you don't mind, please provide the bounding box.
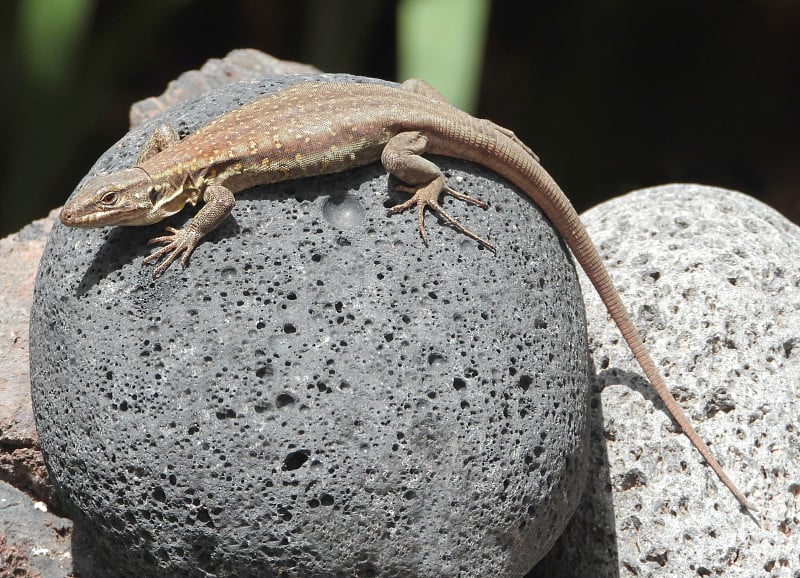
[1,0,798,238]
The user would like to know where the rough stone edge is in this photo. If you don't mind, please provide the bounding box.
[0,208,62,510]
[0,209,72,577]
[129,48,320,128]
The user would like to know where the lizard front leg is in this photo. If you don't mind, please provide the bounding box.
[143,185,235,278]
[382,131,495,250]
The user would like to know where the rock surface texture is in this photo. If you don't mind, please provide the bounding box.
[30,75,591,577]
[0,479,72,577]
[530,185,800,577]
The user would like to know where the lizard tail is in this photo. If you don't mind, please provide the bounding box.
[477,142,758,514]
[539,176,757,514]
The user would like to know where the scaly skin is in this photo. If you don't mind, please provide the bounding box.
[60,79,755,514]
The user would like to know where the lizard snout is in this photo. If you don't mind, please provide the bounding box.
[60,207,76,225]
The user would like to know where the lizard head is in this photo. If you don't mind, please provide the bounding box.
[60,167,185,228]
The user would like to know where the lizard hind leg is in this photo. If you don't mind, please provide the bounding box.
[399,78,451,102]
[399,78,540,163]
[382,131,495,251]
[388,178,496,251]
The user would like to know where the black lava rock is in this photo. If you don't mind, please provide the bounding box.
[30,75,590,577]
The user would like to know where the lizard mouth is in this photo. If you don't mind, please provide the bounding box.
[60,206,97,227]
[60,205,151,228]
[60,206,116,227]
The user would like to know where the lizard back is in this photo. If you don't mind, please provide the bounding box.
[139,82,518,196]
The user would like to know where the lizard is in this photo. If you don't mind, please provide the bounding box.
[59,78,755,514]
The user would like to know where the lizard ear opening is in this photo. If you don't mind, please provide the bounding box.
[159,192,190,216]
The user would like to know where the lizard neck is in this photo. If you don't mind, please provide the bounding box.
[141,159,205,217]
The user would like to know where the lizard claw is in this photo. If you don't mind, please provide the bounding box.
[143,226,202,278]
[387,177,495,251]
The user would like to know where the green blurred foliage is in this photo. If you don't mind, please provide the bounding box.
[397,0,490,112]
[19,0,93,89]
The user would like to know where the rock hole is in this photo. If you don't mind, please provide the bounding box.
[276,393,296,408]
[282,449,310,471]
[427,353,445,366]
[196,507,215,528]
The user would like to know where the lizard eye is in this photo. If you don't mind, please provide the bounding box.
[99,190,119,206]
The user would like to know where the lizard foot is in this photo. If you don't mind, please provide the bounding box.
[387,177,496,251]
[143,226,203,278]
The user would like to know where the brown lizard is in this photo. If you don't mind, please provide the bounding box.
[60,79,755,513]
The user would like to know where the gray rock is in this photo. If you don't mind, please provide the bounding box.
[30,75,591,577]
[0,479,72,577]
[531,185,800,576]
